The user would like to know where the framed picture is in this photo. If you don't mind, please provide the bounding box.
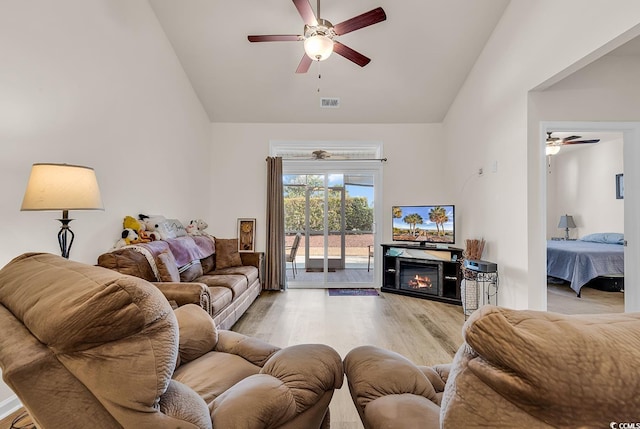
[237,218,256,252]
[616,173,624,199]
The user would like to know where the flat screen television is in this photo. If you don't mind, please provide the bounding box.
[392,205,455,245]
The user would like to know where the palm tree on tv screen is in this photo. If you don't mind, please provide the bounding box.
[403,213,423,235]
[429,206,449,236]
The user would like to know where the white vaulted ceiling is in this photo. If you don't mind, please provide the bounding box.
[149,0,510,123]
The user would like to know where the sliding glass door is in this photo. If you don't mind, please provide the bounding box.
[283,170,378,288]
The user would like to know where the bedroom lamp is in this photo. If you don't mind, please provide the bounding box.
[558,214,576,240]
[21,163,104,259]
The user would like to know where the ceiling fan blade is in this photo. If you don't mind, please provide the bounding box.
[248,35,302,42]
[295,54,313,74]
[563,139,601,145]
[334,7,386,36]
[292,0,318,26]
[333,42,371,67]
[562,135,582,142]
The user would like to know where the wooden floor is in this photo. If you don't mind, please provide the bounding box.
[547,282,624,314]
[0,409,32,429]
[232,289,465,429]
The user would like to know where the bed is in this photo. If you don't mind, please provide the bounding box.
[547,233,625,296]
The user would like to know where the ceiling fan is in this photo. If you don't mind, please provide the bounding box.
[247,0,386,73]
[546,132,600,155]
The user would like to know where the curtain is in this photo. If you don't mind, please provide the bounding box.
[264,157,285,290]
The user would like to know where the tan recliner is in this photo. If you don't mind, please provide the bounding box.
[344,305,640,428]
[0,253,343,429]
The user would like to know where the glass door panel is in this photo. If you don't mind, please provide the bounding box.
[283,171,376,287]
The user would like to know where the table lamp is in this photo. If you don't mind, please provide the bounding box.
[21,163,104,258]
[557,214,576,241]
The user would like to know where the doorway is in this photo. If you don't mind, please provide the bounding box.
[544,128,625,313]
[537,121,639,313]
[283,171,378,288]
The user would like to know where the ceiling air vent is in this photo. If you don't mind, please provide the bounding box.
[320,97,340,108]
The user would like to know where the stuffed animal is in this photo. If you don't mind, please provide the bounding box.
[195,219,209,233]
[139,214,166,240]
[123,215,151,243]
[123,215,141,231]
[113,228,140,249]
[187,219,209,236]
[186,222,199,235]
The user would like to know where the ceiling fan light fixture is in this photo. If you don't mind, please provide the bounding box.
[304,34,334,61]
[546,145,561,156]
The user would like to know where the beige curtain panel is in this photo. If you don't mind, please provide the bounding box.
[264,157,285,290]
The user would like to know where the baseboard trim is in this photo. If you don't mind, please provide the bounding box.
[0,395,22,420]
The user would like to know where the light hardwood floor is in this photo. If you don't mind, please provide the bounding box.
[547,283,624,314]
[232,289,465,429]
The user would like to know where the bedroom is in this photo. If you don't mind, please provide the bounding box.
[527,32,640,314]
[546,131,625,312]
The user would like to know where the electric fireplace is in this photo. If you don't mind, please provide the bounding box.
[396,258,443,297]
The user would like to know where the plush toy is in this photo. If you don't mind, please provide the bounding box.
[186,222,199,235]
[123,215,151,243]
[187,219,209,236]
[113,228,140,249]
[195,219,209,233]
[139,214,166,239]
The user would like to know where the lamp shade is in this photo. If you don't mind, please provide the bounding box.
[304,34,334,61]
[558,215,576,229]
[21,163,104,211]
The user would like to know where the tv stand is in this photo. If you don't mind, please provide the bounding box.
[381,243,463,305]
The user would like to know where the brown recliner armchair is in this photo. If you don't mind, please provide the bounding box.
[344,305,640,428]
[0,253,343,429]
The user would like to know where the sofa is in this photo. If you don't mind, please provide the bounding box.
[344,305,640,428]
[0,253,344,428]
[97,236,261,330]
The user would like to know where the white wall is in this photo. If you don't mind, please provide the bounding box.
[210,123,448,251]
[547,139,624,239]
[0,0,211,406]
[443,0,640,310]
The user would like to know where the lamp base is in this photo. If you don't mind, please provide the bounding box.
[58,210,75,259]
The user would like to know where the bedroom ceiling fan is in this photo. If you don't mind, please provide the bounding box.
[546,132,600,155]
[247,0,386,73]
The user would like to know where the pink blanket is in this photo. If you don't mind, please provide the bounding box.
[164,236,215,266]
[135,240,170,259]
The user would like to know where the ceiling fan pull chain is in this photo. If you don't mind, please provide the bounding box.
[317,61,322,93]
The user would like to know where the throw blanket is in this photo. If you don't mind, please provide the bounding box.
[164,236,215,266]
[125,240,171,281]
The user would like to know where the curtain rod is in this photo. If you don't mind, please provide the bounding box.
[266,157,387,162]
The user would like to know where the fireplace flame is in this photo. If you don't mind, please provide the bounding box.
[408,274,432,289]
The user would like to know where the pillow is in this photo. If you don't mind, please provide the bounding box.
[156,219,187,240]
[215,238,243,269]
[156,250,181,282]
[179,260,204,282]
[200,255,215,274]
[579,233,624,245]
[167,219,187,237]
[174,304,218,364]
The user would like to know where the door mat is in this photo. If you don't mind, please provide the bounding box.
[328,288,379,296]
